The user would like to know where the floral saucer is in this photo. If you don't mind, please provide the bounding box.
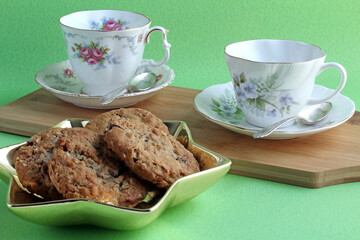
[194,82,355,140]
[35,59,174,109]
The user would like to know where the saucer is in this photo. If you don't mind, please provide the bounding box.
[35,59,174,109]
[194,82,355,140]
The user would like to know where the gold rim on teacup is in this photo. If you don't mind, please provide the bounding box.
[224,39,326,64]
[59,9,151,32]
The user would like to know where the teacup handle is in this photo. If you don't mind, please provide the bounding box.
[136,26,171,72]
[307,62,347,105]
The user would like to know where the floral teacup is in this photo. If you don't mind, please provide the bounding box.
[224,39,347,128]
[60,10,171,95]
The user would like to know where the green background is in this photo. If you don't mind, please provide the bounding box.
[1,0,359,239]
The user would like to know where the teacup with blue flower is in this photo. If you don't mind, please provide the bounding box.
[225,39,347,128]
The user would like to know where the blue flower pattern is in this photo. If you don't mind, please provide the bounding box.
[205,83,337,131]
[232,72,298,118]
[279,92,293,107]
[210,89,245,124]
[266,109,277,117]
[241,81,258,99]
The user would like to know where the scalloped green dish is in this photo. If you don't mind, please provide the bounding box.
[0,119,231,230]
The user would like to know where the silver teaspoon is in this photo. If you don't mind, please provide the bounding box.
[253,102,332,139]
[99,72,157,105]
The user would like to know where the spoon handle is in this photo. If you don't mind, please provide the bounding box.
[99,85,128,105]
[253,116,299,139]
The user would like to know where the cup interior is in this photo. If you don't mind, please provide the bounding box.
[225,39,325,63]
[59,10,150,31]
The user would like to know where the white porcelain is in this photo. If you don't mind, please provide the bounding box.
[224,39,347,128]
[35,59,174,109]
[59,10,171,95]
[194,82,355,140]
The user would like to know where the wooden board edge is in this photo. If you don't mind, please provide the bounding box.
[314,166,360,188]
[229,159,360,188]
[0,118,46,137]
[229,160,318,188]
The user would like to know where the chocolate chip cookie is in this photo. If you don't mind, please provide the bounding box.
[85,108,169,135]
[48,129,149,207]
[104,123,200,188]
[14,128,86,200]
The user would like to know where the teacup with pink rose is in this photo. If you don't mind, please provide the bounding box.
[60,10,171,95]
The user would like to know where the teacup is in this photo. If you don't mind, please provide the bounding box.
[224,39,347,128]
[59,10,171,95]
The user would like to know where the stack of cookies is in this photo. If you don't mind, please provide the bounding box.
[14,108,200,208]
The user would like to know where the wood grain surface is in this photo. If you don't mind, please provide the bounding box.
[0,87,359,188]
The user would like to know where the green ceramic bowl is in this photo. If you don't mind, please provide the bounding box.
[0,119,231,230]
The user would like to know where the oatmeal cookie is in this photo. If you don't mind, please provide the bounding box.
[14,128,86,200]
[85,108,169,135]
[104,124,200,188]
[48,129,149,207]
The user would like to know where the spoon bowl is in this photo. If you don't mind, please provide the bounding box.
[253,102,333,139]
[99,72,157,105]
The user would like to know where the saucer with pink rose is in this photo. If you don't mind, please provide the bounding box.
[35,59,174,109]
[35,10,174,108]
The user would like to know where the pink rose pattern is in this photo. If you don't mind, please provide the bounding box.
[86,57,98,65]
[64,68,75,78]
[137,34,143,43]
[73,41,109,66]
[90,48,104,59]
[79,47,91,58]
[100,19,130,31]
[156,74,163,81]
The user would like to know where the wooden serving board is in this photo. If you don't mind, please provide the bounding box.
[0,87,359,188]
